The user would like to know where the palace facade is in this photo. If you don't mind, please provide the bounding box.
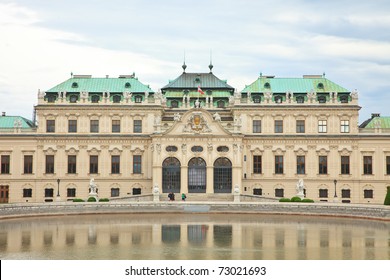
[1,64,389,204]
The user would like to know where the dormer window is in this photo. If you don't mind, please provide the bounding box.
[171,100,179,108]
[91,95,100,103]
[195,77,201,83]
[253,95,261,103]
[264,82,271,89]
[317,83,324,89]
[340,95,349,103]
[296,96,304,103]
[69,95,78,103]
[112,95,121,103]
[135,95,142,103]
[125,82,131,88]
[71,82,78,88]
[318,96,326,103]
[217,100,225,108]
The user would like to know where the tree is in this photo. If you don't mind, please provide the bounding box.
[384,186,390,206]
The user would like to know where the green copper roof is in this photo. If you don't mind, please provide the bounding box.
[0,116,35,129]
[46,76,153,93]
[361,117,390,129]
[164,91,232,98]
[161,72,234,91]
[242,76,350,93]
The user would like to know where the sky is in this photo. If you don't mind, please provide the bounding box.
[1,0,390,123]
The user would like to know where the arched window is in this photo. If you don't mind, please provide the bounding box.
[166,146,178,152]
[171,100,179,108]
[125,82,131,88]
[213,157,232,193]
[162,157,181,193]
[188,157,206,193]
[264,82,271,89]
[191,146,203,153]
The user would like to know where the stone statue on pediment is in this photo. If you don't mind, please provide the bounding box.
[38,89,46,99]
[174,113,181,121]
[213,112,221,121]
[350,89,359,99]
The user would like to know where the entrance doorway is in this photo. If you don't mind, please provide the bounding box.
[213,157,232,193]
[0,185,9,203]
[162,157,181,193]
[188,157,206,193]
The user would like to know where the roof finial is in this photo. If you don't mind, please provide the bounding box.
[71,72,73,78]
[323,72,326,77]
[260,72,262,77]
[209,49,213,73]
[182,50,187,73]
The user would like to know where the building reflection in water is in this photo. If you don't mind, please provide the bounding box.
[0,214,389,260]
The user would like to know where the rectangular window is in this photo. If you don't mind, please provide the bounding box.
[363,156,373,175]
[275,155,284,174]
[45,188,54,198]
[1,155,10,174]
[23,188,32,198]
[46,120,55,133]
[111,155,120,174]
[274,120,283,133]
[340,120,350,133]
[90,120,99,133]
[112,120,121,133]
[296,120,305,133]
[111,188,120,197]
[253,120,261,133]
[341,156,350,175]
[318,120,327,133]
[253,155,262,174]
[133,120,142,133]
[67,188,76,198]
[133,155,142,174]
[297,156,305,174]
[319,156,328,174]
[364,189,373,199]
[319,189,328,198]
[89,155,99,174]
[68,120,77,133]
[67,155,77,174]
[275,188,284,198]
[387,156,390,175]
[24,155,33,174]
[341,189,351,198]
[45,155,54,174]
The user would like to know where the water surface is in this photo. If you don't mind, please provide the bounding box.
[0,214,389,260]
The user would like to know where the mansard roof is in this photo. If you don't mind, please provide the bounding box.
[0,116,35,129]
[161,72,234,92]
[241,75,350,93]
[360,115,390,129]
[46,75,153,93]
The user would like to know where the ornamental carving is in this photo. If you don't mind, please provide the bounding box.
[183,112,212,134]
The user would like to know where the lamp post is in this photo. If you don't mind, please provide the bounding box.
[56,178,61,201]
[333,179,338,203]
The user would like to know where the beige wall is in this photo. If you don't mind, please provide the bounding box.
[1,95,389,204]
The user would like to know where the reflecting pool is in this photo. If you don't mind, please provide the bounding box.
[0,214,389,260]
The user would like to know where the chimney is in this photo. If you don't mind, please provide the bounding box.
[1,112,5,116]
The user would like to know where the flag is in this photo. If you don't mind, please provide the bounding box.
[197,86,205,95]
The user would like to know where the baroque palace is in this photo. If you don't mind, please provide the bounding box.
[0,63,389,204]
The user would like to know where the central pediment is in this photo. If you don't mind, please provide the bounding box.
[163,108,232,136]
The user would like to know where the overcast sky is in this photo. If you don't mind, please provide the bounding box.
[1,0,390,122]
